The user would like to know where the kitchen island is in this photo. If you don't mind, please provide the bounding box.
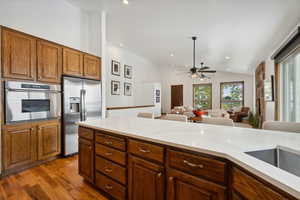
[77,117,300,200]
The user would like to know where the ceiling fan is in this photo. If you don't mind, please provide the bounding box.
[184,36,216,79]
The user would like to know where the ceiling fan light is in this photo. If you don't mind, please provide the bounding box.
[191,73,199,79]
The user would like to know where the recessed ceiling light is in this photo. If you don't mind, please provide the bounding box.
[170,53,174,57]
[225,56,231,60]
[119,43,124,47]
[123,0,129,5]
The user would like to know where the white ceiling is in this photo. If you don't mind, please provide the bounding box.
[69,0,300,74]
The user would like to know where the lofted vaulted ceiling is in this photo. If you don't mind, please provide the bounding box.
[69,0,300,74]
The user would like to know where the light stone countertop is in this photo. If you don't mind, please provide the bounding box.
[77,117,300,198]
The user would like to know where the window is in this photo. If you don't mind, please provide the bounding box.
[220,81,244,110]
[193,84,212,109]
[281,48,300,122]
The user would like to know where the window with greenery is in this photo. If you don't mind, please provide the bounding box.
[220,82,244,110]
[193,84,212,109]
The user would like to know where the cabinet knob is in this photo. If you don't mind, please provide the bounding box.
[169,177,174,181]
[157,172,162,178]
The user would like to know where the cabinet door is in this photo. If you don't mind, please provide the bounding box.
[3,124,37,170]
[37,121,61,160]
[63,48,83,76]
[79,138,94,183]
[167,168,226,200]
[83,54,101,80]
[128,155,164,200]
[37,40,62,83]
[2,28,36,80]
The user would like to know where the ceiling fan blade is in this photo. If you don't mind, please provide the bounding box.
[198,70,216,73]
[198,66,209,70]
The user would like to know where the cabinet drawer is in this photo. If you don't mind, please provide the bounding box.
[95,132,126,151]
[79,127,94,140]
[167,149,226,184]
[232,167,285,200]
[128,139,164,163]
[95,172,126,200]
[95,156,126,185]
[95,144,126,165]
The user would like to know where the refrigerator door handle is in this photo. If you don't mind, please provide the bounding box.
[80,89,84,121]
[82,89,87,121]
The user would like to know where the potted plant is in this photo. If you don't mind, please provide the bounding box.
[249,112,260,128]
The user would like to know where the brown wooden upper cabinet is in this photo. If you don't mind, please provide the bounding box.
[84,54,101,80]
[37,121,61,160]
[37,40,62,83]
[63,48,84,77]
[3,124,37,170]
[2,28,36,80]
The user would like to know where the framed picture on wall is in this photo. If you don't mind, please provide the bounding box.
[124,82,132,96]
[124,65,133,79]
[111,60,121,76]
[111,81,121,95]
[264,75,275,102]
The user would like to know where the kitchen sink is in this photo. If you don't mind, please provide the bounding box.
[246,146,300,178]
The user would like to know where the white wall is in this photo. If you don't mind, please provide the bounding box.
[0,0,102,56]
[106,44,161,109]
[161,68,254,113]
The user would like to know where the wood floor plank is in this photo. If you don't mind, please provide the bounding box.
[0,156,108,200]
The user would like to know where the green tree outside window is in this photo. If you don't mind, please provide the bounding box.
[220,82,244,110]
[193,84,212,110]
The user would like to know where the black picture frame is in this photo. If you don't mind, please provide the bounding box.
[111,80,121,95]
[124,65,133,79]
[111,60,121,76]
[124,82,132,96]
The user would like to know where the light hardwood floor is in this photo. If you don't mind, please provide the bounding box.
[0,156,108,200]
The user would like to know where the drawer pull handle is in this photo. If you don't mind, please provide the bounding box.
[104,141,113,145]
[105,152,113,156]
[104,184,113,190]
[138,147,151,153]
[183,160,204,169]
[105,168,113,173]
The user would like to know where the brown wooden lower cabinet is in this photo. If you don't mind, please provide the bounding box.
[38,121,61,160]
[128,155,164,200]
[167,168,226,200]
[78,126,297,200]
[3,124,37,170]
[2,120,61,174]
[78,138,94,183]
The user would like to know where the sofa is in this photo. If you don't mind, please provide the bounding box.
[205,109,230,119]
[171,106,230,119]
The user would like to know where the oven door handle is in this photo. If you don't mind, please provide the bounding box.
[6,88,60,93]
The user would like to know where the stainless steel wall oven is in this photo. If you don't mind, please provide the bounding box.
[5,81,61,124]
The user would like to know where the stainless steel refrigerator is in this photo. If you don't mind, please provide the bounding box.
[63,76,102,156]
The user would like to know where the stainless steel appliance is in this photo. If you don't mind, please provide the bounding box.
[5,81,61,124]
[63,76,102,156]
